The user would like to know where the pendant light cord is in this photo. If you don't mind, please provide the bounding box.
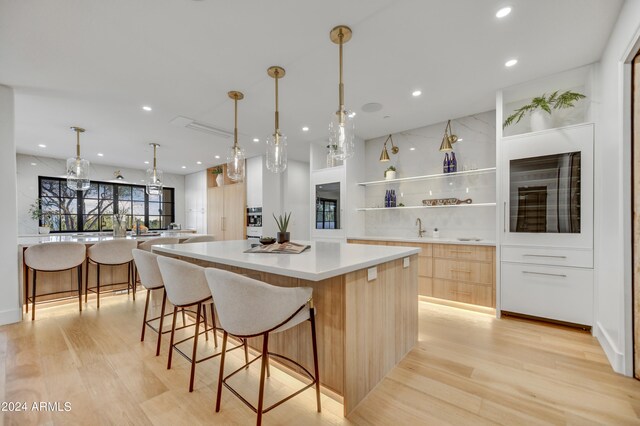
[338,30,345,121]
[76,129,81,158]
[274,70,280,138]
[234,96,239,150]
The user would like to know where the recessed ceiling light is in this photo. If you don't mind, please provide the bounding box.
[505,59,518,67]
[196,161,202,165]
[97,152,104,157]
[361,102,383,113]
[302,126,309,132]
[412,90,422,97]
[409,147,416,151]
[253,138,260,143]
[181,166,186,169]
[496,7,511,18]
[144,161,150,164]
[142,106,152,111]
[38,144,46,148]
[30,162,37,166]
[383,115,391,119]
[215,155,220,159]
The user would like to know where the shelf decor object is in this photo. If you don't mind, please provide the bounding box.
[328,25,355,160]
[502,90,586,130]
[66,126,90,191]
[273,211,291,244]
[146,143,163,195]
[438,120,458,152]
[379,134,399,162]
[226,91,246,181]
[422,198,472,206]
[384,165,396,180]
[266,66,287,173]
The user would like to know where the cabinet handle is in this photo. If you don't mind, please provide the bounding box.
[522,271,567,278]
[522,254,567,259]
[503,202,507,233]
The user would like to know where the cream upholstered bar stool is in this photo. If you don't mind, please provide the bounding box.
[204,267,321,425]
[85,239,138,308]
[138,237,180,251]
[24,242,86,320]
[132,249,175,356]
[181,235,215,244]
[157,256,248,392]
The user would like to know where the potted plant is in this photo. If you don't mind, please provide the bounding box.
[273,212,291,244]
[385,165,397,180]
[211,166,224,186]
[28,198,53,234]
[503,90,586,131]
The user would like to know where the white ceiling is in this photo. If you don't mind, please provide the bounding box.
[0,0,623,175]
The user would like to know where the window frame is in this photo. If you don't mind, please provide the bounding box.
[38,176,175,233]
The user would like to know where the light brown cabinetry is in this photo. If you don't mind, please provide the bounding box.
[347,239,495,308]
[206,165,246,241]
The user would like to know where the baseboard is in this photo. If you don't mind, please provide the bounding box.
[594,321,626,375]
[0,308,22,326]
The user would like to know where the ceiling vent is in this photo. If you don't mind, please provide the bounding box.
[170,116,233,138]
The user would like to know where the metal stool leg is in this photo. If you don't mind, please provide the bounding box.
[141,289,150,341]
[188,303,202,392]
[96,263,101,309]
[25,267,29,314]
[210,303,218,348]
[256,333,270,426]
[31,269,37,321]
[310,307,321,412]
[85,261,89,303]
[167,306,178,370]
[202,304,209,342]
[215,331,228,413]
[155,289,167,356]
[77,264,82,312]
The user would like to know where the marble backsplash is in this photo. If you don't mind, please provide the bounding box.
[16,154,185,235]
[361,110,496,241]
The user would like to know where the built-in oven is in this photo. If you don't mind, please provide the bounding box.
[246,207,262,241]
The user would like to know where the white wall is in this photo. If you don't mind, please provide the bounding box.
[593,0,640,376]
[184,170,207,233]
[361,111,496,240]
[16,154,186,235]
[284,160,310,240]
[0,85,20,325]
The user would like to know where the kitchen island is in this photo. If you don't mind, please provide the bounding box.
[152,240,420,415]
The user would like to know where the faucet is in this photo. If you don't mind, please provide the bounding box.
[415,218,426,238]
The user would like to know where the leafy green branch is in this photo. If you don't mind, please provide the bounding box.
[503,90,586,128]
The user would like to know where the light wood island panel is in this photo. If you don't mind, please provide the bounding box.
[164,252,418,415]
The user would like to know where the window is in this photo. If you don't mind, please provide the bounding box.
[38,177,175,232]
[316,198,338,229]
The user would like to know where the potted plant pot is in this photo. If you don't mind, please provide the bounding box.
[276,232,290,244]
[38,226,50,235]
[530,110,552,132]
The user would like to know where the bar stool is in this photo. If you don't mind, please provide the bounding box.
[138,237,180,251]
[132,249,174,356]
[157,256,248,392]
[86,239,138,308]
[24,242,86,321]
[204,267,321,425]
[181,235,215,244]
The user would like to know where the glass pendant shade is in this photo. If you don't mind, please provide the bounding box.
[266,133,288,173]
[329,110,355,160]
[66,157,90,191]
[226,145,246,181]
[146,143,163,195]
[66,127,90,191]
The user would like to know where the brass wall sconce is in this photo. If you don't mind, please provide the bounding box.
[438,120,458,152]
[379,134,399,162]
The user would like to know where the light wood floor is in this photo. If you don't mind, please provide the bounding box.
[2,296,640,425]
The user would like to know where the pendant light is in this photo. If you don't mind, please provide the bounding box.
[329,25,355,161]
[66,126,90,191]
[146,143,163,195]
[226,91,246,181]
[266,66,287,173]
[379,134,399,162]
[438,120,458,152]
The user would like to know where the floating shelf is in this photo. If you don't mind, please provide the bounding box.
[355,203,497,211]
[357,167,496,186]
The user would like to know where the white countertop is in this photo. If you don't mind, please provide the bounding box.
[348,235,496,246]
[18,232,205,247]
[152,240,421,282]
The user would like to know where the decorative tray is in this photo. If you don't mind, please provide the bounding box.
[422,198,472,206]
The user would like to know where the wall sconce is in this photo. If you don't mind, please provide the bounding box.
[379,134,399,162]
[113,170,124,180]
[438,120,458,152]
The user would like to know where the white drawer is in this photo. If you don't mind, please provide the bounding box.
[501,262,593,325]
[501,246,593,268]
